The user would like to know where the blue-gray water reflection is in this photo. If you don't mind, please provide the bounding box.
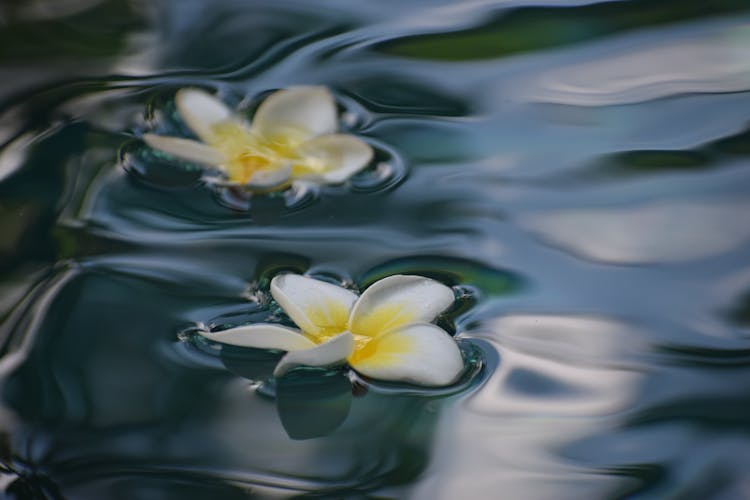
[1,0,750,498]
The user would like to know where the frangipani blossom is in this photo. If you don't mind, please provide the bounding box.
[200,274,465,387]
[143,87,373,189]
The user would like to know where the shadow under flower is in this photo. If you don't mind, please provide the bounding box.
[213,336,484,440]
[216,342,351,440]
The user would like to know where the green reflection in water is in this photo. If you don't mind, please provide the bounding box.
[361,255,522,296]
[379,0,749,61]
[560,123,750,183]
[0,0,142,62]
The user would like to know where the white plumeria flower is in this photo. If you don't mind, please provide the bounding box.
[143,86,374,189]
[200,274,465,387]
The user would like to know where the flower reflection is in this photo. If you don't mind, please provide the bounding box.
[219,346,353,440]
[214,333,482,440]
[194,273,482,439]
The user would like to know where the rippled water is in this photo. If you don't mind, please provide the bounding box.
[1,0,750,498]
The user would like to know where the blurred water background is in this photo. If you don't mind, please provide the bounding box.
[1,0,750,498]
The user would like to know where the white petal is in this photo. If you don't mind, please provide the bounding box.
[253,86,337,142]
[349,323,463,386]
[274,331,354,377]
[246,163,292,188]
[348,275,455,338]
[143,134,224,166]
[271,274,357,339]
[175,88,234,143]
[296,134,373,183]
[198,324,315,351]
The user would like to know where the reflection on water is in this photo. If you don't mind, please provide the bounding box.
[415,316,643,499]
[1,0,749,498]
[523,199,750,264]
[523,21,750,106]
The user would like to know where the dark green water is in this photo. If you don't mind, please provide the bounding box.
[1,1,750,498]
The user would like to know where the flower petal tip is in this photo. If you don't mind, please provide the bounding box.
[142,133,224,166]
[175,88,233,142]
[298,134,374,184]
[254,86,338,140]
[199,324,315,351]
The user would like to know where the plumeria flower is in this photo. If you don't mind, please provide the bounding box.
[143,86,373,190]
[200,274,465,387]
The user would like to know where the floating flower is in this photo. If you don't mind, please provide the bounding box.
[200,274,465,387]
[143,87,373,190]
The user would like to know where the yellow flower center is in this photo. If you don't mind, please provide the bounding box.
[302,300,417,365]
[208,121,305,184]
[347,331,414,367]
[302,299,350,344]
[206,121,334,184]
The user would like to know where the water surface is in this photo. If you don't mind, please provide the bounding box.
[1,0,750,498]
